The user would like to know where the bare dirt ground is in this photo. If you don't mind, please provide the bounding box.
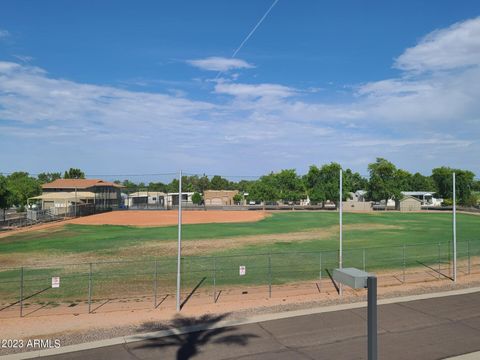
[69,210,267,226]
[0,210,268,239]
[0,261,479,356]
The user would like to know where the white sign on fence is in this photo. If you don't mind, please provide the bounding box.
[51,277,60,288]
[239,266,246,276]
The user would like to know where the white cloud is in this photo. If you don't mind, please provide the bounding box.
[214,82,296,99]
[1,16,480,175]
[187,56,254,72]
[0,29,10,39]
[395,17,480,73]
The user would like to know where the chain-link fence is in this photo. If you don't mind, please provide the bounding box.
[1,240,479,318]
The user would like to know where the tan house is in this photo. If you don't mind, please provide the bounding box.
[30,179,123,210]
[396,195,422,212]
[204,190,239,206]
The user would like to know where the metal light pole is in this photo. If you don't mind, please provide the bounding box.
[339,169,343,296]
[453,172,457,282]
[339,169,343,268]
[176,170,183,311]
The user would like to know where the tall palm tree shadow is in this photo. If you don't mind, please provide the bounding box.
[133,313,259,360]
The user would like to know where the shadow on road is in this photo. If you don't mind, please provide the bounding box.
[135,313,258,360]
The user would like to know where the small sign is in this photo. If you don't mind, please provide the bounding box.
[51,277,60,288]
[239,266,246,276]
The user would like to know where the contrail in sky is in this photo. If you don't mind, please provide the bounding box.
[216,0,279,79]
[232,0,280,58]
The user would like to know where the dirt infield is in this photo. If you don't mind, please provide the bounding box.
[68,210,267,226]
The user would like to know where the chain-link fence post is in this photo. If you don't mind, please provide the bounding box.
[363,248,366,271]
[268,254,272,298]
[319,252,322,292]
[88,263,92,314]
[153,260,158,308]
[213,257,216,303]
[468,239,471,275]
[19,267,24,318]
[403,245,406,284]
[438,243,441,279]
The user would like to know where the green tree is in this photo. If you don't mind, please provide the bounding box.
[304,163,345,205]
[122,180,138,193]
[395,169,413,191]
[63,168,85,179]
[410,172,436,191]
[431,167,475,205]
[37,172,62,184]
[247,177,278,204]
[148,182,168,193]
[210,175,231,190]
[233,193,243,204]
[0,175,13,221]
[274,169,305,202]
[167,179,180,193]
[472,179,480,192]
[343,169,368,193]
[367,158,401,207]
[192,192,202,205]
[6,172,41,210]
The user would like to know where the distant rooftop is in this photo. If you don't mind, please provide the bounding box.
[42,179,123,190]
[401,191,435,196]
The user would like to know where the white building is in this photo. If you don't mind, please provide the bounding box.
[124,191,195,208]
[124,191,166,208]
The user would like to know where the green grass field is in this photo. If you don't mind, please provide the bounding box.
[0,211,479,306]
[0,211,478,256]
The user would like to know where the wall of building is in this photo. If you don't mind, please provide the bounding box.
[399,198,422,212]
[342,200,373,212]
[204,190,239,206]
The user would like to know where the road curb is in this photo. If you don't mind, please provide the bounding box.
[3,286,480,359]
[444,351,480,359]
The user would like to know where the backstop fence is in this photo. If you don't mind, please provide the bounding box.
[1,240,479,318]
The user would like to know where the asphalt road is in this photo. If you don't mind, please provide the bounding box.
[42,291,480,360]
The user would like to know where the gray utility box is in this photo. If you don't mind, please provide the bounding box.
[333,268,370,289]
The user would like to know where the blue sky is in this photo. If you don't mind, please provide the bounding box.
[1,0,480,178]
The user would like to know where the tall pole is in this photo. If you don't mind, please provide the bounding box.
[367,276,378,360]
[176,170,183,311]
[339,169,343,296]
[453,172,457,282]
[339,168,343,269]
